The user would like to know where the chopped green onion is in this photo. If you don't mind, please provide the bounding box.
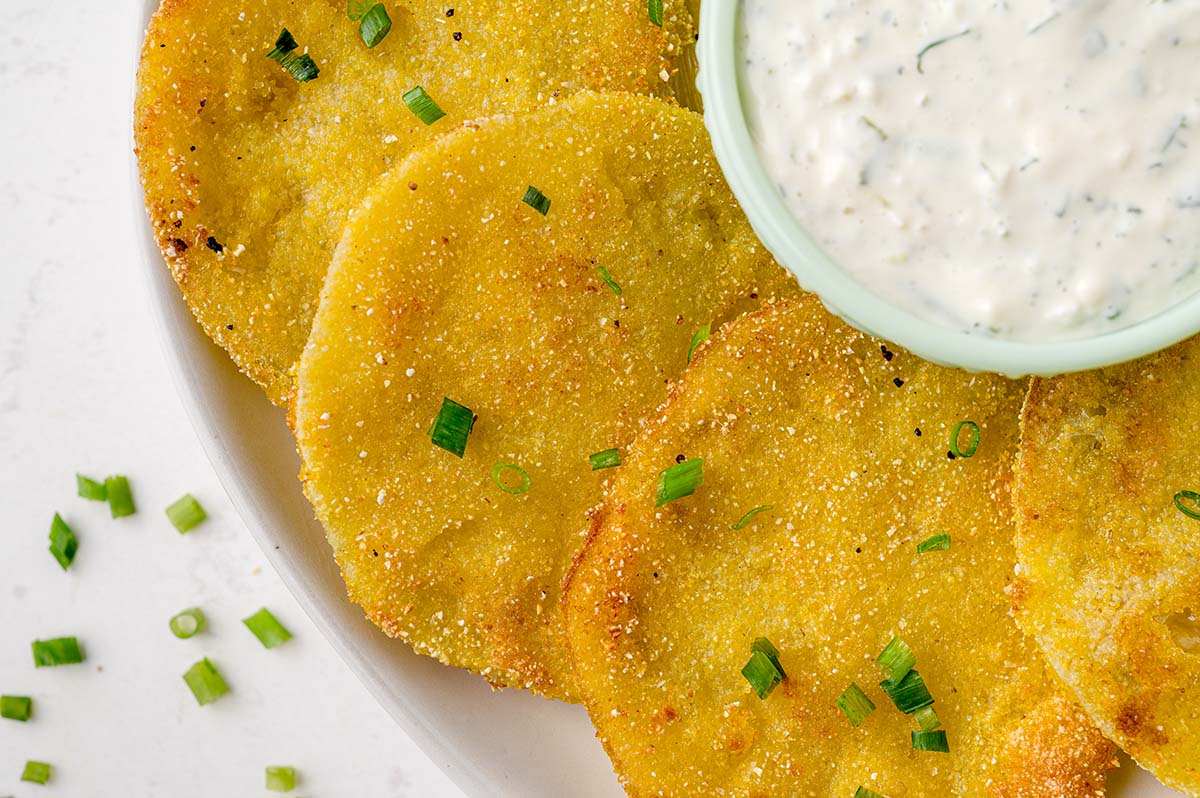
[835,682,876,727]
[169,608,207,639]
[359,4,392,48]
[1174,490,1200,520]
[266,29,320,83]
[21,761,51,784]
[879,669,934,714]
[655,457,704,507]
[430,397,474,458]
[732,505,774,530]
[76,474,107,501]
[949,420,980,458]
[105,475,136,518]
[347,0,372,19]
[491,462,532,495]
[687,324,711,364]
[165,494,207,533]
[648,0,663,27]
[751,637,785,675]
[589,448,622,471]
[243,608,293,649]
[182,658,229,706]
[912,728,951,753]
[0,695,33,722]
[875,636,916,684]
[596,265,622,296]
[48,513,78,571]
[741,640,786,700]
[32,637,84,668]
[402,85,445,125]
[915,705,942,731]
[266,765,297,793]
[854,788,888,798]
[522,185,551,216]
[916,532,952,554]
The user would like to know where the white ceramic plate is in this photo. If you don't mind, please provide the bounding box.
[131,1,1183,795]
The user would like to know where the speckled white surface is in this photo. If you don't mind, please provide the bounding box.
[0,2,461,795]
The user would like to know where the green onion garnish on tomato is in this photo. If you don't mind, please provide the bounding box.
[949,420,980,458]
[648,0,663,27]
[596,265,622,296]
[403,86,445,125]
[170,608,207,640]
[875,636,916,684]
[912,728,951,753]
[732,505,774,530]
[244,608,293,649]
[48,514,78,571]
[854,788,887,798]
[1174,490,1200,520]
[835,682,876,727]
[522,185,552,216]
[687,323,711,363]
[491,462,532,495]
[21,761,51,784]
[359,4,391,47]
[880,669,934,714]
[105,475,136,518]
[741,637,785,699]
[182,658,229,706]
[165,494,207,533]
[655,458,704,506]
[916,533,952,554]
[32,637,84,667]
[76,474,106,501]
[266,29,320,83]
[266,766,298,793]
[589,448,621,470]
[430,397,474,457]
[914,705,942,731]
[0,695,32,722]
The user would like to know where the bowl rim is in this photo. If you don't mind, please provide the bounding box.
[696,0,1200,377]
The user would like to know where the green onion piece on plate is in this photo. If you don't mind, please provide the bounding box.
[430,397,474,458]
[648,0,663,26]
[949,420,981,458]
[916,532,952,554]
[879,669,934,714]
[266,29,319,82]
[32,637,84,668]
[266,765,298,793]
[687,323,711,364]
[182,658,229,706]
[170,608,207,639]
[105,475,136,518]
[21,761,51,784]
[1174,490,1200,520]
[835,682,876,727]
[48,513,78,571]
[165,494,207,533]
[875,636,916,684]
[589,448,621,471]
[741,639,786,699]
[732,504,774,530]
[912,728,951,753]
[359,4,391,48]
[854,787,888,798]
[243,608,293,649]
[0,695,32,722]
[76,474,107,501]
[522,185,551,216]
[655,458,704,507]
[491,462,532,495]
[403,85,445,125]
[596,265,622,296]
[914,704,942,731]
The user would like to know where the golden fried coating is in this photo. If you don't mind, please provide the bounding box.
[564,296,1114,797]
[1015,338,1200,794]
[135,0,691,404]
[293,92,797,700]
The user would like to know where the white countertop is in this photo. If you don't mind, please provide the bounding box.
[0,2,462,795]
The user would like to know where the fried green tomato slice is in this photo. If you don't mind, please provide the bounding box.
[1015,337,1200,794]
[564,296,1114,797]
[135,0,692,404]
[294,92,798,700]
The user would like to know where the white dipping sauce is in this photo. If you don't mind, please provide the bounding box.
[740,0,1200,339]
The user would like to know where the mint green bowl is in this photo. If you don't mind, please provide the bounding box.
[695,0,1200,376]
